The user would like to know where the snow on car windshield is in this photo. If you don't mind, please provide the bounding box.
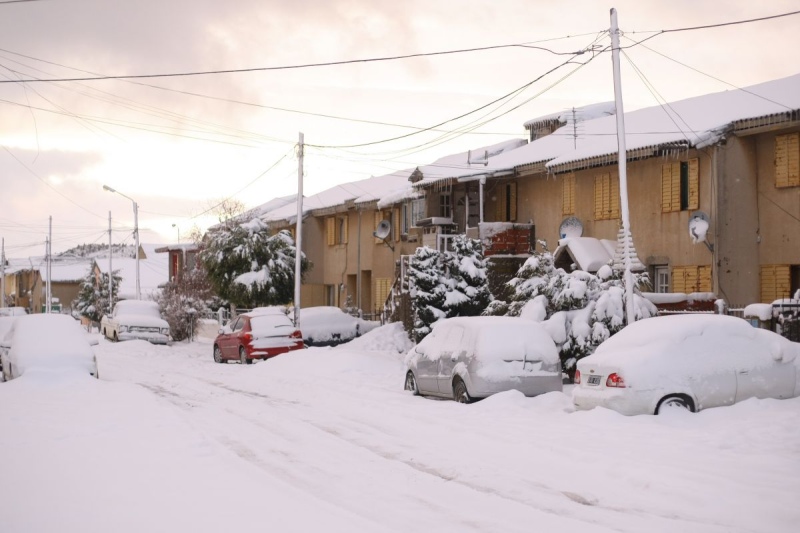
[475,320,558,363]
[250,314,293,337]
[9,314,94,374]
[117,300,161,318]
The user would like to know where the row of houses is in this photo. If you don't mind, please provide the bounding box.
[231,73,800,318]
[1,244,169,314]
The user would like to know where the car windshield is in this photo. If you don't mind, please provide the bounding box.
[116,301,161,318]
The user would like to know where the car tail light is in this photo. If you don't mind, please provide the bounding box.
[290,330,302,339]
[574,369,581,384]
[242,332,252,343]
[606,373,626,388]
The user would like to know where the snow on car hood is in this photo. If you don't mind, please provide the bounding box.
[8,314,96,377]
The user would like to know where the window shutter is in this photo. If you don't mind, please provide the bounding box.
[373,278,392,313]
[687,158,699,210]
[326,217,335,246]
[496,184,507,221]
[671,266,686,293]
[342,215,349,245]
[509,182,518,222]
[610,174,620,219]
[594,175,604,220]
[698,265,712,292]
[661,164,673,212]
[562,174,575,216]
[760,264,791,302]
[775,133,800,188]
[393,208,401,242]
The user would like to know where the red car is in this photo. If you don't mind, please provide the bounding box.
[213,310,304,364]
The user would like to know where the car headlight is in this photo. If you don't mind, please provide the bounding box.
[119,325,128,332]
[161,328,170,335]
[542,361,560,373]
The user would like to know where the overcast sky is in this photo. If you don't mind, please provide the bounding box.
[1,0,798,256]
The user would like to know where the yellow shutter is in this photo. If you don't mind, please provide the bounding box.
[562,174,575,216]
[672,266,686,293]
[373,278,392,313]
[687,158,699,210]
[342,215,349,245]
[594,174,604,220]
[610,174,620,219]
[775,133,800,188]
[393,209,401,241]
[496,183,507,221]
[509,182,517,222]
[761,265,791,302]
[326,217,335,246]
[661,164,672,212]
[698,265,712,293]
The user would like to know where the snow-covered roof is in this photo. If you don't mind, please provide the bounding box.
[546,74,800,172]
[97,256,169,300]
[43,260,93,283]
[523,102,615,129]
[411,138,527,187]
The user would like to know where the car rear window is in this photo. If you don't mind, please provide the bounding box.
[475,324,558,363]
[250,314,293,336]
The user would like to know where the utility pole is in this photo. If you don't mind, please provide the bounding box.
[109,212,113,315]
[1,237,5,309]
[293,132,304,326]
[46,216,52,313]
[610,7,636,326]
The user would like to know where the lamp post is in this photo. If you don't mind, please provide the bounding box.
[103,185,140,300]
[172,223,180,244]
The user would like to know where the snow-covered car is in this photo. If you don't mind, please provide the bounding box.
[0,307,29,317]
[296,306,379,347]
[101,300,170,344]
[572,314,800,416]
[213,309,304,364]
[404,316,563,403]
[0,313,99,381]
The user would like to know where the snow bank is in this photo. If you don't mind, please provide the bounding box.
[344,322,413,354]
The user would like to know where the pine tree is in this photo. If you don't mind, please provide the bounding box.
[445,235,490,317]
[408,246,446,343]
[73,266,121,324]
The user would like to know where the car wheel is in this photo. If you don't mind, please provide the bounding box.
[656,395,695,414]
[239,346,251,365]
[113,331,119,342]
[404,371,419,395]
[453,377,471,404]
[213,345,224,364]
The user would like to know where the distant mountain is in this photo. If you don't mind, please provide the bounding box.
[57,243,136,260]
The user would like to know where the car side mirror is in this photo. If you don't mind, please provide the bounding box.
[0,340,10,349]
[771,351,784,362]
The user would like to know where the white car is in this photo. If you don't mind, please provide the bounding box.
[0,307,29,317]
[572,314,800,415]
[404,316,563,403]
[295,306,379,347]
[101,300,170,344]
[1,313,99,381]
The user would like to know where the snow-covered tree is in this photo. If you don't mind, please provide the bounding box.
[199,218,308,309]
[155,267,226,342]
[73,267,121,324]
[444,236,491,317]
[486,246,656,381]
[408,246,447,343]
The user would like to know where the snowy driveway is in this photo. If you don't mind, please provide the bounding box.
[1,329,799,533]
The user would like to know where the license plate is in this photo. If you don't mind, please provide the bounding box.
[587,375,601,386]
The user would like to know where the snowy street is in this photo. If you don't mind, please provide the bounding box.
[2,326,799,533]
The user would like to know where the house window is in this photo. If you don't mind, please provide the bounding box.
[654,265,669,293]
[439,192,452,218]
[495,181,518,222]
[775,132,800,188]
[401,204,409,234]
[326,216,348,245]
[671,265,712,294]
[760,264,795,302]
[410,198,425,227]
[594,173,620,221]
[661,158,699,212]
[562,174,575,216]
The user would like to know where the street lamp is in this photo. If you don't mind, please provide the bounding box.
[103,185,140,300]
[172,223,180,244]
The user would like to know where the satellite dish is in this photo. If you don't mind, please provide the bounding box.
[373,220,391,240]
[688,210,710,244]
[559,217,583,239]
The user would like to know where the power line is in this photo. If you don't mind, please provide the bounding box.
[0,42,600,84]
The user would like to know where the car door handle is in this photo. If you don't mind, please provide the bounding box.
[738,370,749,375]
